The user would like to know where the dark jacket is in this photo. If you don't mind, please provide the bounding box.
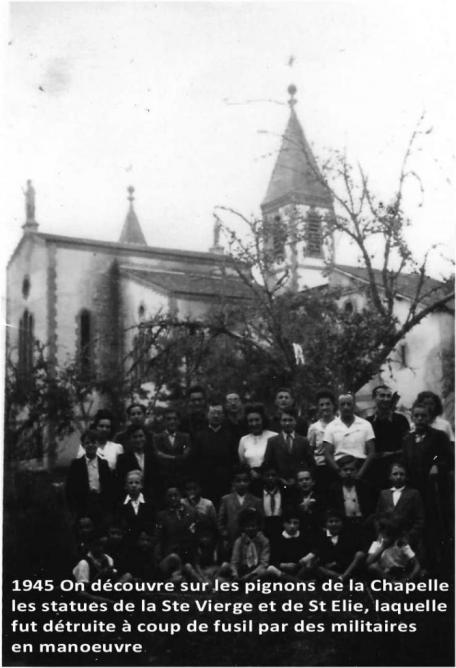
[66,455,113,518]
[328,480,377,520]
[116,449,160,502]
[376,486,424,545]
[263,433,315,480]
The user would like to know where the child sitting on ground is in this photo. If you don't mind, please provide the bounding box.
[267,510,314,581]
[124,530,159,583]
[312,508,365,583]
[366,515,420,581]
[218,467,262,557]
[230,508,270,581]
[72,534,117,584]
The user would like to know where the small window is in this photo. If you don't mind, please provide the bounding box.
[22,276,31,299]
[78,309,92,377]
[18,309,34,383]
[344,300,354,314]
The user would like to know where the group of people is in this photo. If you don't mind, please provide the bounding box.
[66,385,454,587]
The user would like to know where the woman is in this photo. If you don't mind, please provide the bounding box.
[416,391,454,443]
[238,404,277,478]
[77,409,124,470]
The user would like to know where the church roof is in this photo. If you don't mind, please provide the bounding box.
[121,267,252,301]
[334,263,453,309]
[118,186,147,245]
[262,86,333,213]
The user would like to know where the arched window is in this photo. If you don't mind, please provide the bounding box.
[18,309,34,381]
[78,309,93,377]
[344,300,354,315]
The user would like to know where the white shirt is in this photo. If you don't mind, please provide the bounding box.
[391,486,405,506]
[342,485,361,517]
[323,416,375,460]
[134,452,145,471]
[431,416,454,441]
[77,440,124,470]
[238,430,278,469]
[325,529,339,545]
[123,492,145,515]
[263,489,282,516]
[86,456,100,492]
[307,419,334,466]
[72,553,114,583]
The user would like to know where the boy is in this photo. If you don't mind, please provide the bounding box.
[376,461,424,551]
[264,408,315,485]
[230,509,270,581]
[116,425,160,503]
[117,470,155,545]
[294,468,325,541]
[312,509,365,582]
[66,429,114,528]
[182,480,217,532]
[328,455,376,534]
[218,467,262,549]
[268,510,314,580]
[366,515,420,581]
[154,487,199,579]
[254,466,289,551]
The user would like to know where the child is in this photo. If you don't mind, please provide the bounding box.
[154,487,199,581]
[117,470,155,545]
[182,480,217,532]
[267,510,314,580]
[312,509,365,582]
[73,516,95,559]
[72,534,117,584]
[184,529,226,586]
[255,466,289,552]
[366,515,420,581]
[124,531,159,583]
[328,455,376,537]
[218,467,262,551]
[230,509,270,581]
[376,461,424,551]
[104,522,130,578]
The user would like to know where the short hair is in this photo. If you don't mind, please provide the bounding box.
[164,406,180,419]
[275,387,293,398]
[325,508,344,522]
[388,459,407,476]
[282,507,301,523]
[315,390,337,407]
[416,391,443,417]
[187,385,206,399]
[261,464,278,476]
[127,403,146,416]
[207,398,224,409]
[225,391,241,400]
[232,465,251,480]
[280,406,298,419]
[125,424,147,440]
[125,469,144,483]
[411,401,431,416]
[81,429,101,445]
[245,403,266,420]
[296,468,314,480]
[337,455,357,469]
[338,393,354,403]
[238,507,261,529]
[92,409,114,430]
[372,384,392,399]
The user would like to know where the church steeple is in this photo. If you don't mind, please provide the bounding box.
[261,85,333,215]
[118,186,147,245]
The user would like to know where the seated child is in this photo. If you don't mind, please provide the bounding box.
[154,487,199,581]
[312,509,365,582]
[230,508,270,581]
[376,461,424,552]
[184,529,227,586]
[104,522,130,578]
[124,531,159,583]
[72,534,117,584]
[256,466,289,551]
[218,467,262,554]
[366,515,420,581]
[182,480,217,532]
[116,470,155,545]
[73,516,95,559]
[267,510,314,580]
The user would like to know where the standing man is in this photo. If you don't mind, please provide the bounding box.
[114,403,155,450]
[180,385,208,443]
[323,394,375,481]
[307,390,337,493]
[269,388,308,436]
[367,385,409,489]
[223,392,248,441]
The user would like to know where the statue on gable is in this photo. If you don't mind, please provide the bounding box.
[24,180,36,222]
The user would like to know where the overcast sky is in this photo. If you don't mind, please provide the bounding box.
[2,1,455,279]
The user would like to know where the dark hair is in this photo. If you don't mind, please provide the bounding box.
[261,464,278,476]
[325,508,344,522]
[127,403,146,416]
[245,403,266,421]
[416,391,443,417]
[232,465,251,480]
[337,455,357,469]
[280,406,298,419]
[296,468,314,480]
[315,390,336,407]
[388,459,407,476]
[207,398,224,409]
[377,514,403,539]
[93,409,114,433]
[164,406,180,419]
[81,429,101,445]
[125,424,147,440]
[411,401,431,416]
[282,507,301,523]
[372,384,392,399]
[238,507,261,529]
[187,385,206,399]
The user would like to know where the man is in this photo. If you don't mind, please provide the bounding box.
[114,403,155,449]
[269,388,308,436]
[367,385,409,489]
[153,408,192,492]
[193,401,237,503]
[323,394,375,480]
[263,408,315,484]
[180,385,208,443]
[223,392,248,443]
[307,390,337,492]
[116,424,160,503]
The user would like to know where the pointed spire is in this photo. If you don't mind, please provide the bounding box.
[261,85,333,214]
[22,180,39,233]
[118,186,147,245]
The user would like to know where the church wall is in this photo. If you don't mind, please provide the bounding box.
[175,297,210,319]
[6,235,49,358]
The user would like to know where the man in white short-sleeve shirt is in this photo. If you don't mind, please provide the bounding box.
[323,394,375,480]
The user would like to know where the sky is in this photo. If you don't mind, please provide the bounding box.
[1,0,455,280]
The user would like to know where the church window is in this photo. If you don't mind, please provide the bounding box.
[22,276,31,299]
[18,309,34,382]
[78,309,93,378]
[306,209,323,258]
